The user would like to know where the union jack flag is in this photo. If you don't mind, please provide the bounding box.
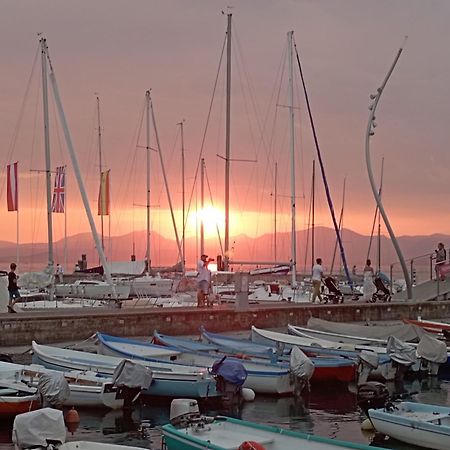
[51,166,65,213]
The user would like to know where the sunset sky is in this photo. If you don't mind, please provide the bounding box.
[1,0,450,266]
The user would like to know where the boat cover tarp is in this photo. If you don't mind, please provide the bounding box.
[12,408,66,448]
[112,359,153,389]
[290,346,314,380]
[386,336,417,366]
[106,261,146,275]
[416,333,448,364]
[18,267,53,290]
[307,317,426,342]
[358,350,379,369]
[211,357,247,386]
[37,372,70,407]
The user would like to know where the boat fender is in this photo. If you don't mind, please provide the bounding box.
[361,418,374,431]
[238,442,266,450]
[65,406,80,424]
[241,388,255,402]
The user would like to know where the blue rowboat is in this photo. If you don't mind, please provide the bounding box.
[154,331,357,384]
[96,333,294,395]
[31,341,219,399]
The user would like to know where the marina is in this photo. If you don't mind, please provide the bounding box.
[2,1,450,449]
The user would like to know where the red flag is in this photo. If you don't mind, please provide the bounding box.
[6,162,18,211]
[98,170,110,216]
[51,166,66,213]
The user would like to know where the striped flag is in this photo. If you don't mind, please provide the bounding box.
[98,169,110,216]
[51,166,66,213]
[6,162,18,211]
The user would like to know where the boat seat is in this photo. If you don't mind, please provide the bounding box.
[426,412,450,423]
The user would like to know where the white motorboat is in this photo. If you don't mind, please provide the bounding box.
[368,401,450,450]
[54,279,130,300]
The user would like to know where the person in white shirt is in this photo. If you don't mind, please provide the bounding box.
[197,254,212,307]
[56,263,64,283]
[311,258,324,304]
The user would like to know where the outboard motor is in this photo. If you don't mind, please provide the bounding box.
[169,398,201,427]
[37,372,70,409]
[210,357,247,408]
[112,359,153,410]
[357,381,390,414]
[416,333,447,376]
[289,346,314,399]
[357,350,379,385]
[12,408,66,449]
[386,336,418,381]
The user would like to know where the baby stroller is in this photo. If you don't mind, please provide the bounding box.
[371,276,391,303]
[322,276,344,304]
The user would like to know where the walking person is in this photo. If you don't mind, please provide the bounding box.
[7,262,20,312]
[311,258,324,304]
[362,259,376,302]
[197,254,212,307]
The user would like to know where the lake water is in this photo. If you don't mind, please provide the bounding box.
[1,376,448,449]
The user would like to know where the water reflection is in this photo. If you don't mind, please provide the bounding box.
[0,379,449,449]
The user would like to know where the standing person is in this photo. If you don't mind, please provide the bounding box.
[197,254,212,307]
[311,258,324,304]
[56,264,64,283]
[362,259,376,302]
[7,262,20,312]
[435,242,446,281]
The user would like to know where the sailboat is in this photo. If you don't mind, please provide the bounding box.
[13,38,126,311]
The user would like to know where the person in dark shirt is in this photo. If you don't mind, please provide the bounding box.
[7,262,20,311]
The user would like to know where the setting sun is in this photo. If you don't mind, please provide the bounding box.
[189,206,224,238]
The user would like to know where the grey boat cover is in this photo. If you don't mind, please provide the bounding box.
[112,359,153,389]
[307,317,426,342]
[12,408,66,448]
[290,346,315,380]
[416,333,448,364]
[386,336,417,366]
[37,372,70,408]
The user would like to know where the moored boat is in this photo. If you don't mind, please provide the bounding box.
[368,401,450,450]
[0,380,40,417]
[31,341,219,399]
[162,398,385,450]
[403,318,450,335]
[97,332,295,395]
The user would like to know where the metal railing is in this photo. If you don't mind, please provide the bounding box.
[389,248,449,297]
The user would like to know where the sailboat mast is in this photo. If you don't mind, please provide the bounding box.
[377,157,384,274]
[288,31,297,288]
[274,162,277,261]
[96,95,105,253]
[145,90,151,272]
[44,39,116,296]
[40,38,54,270]
[200,158,205,256]
[178,120,186,274]
[224,13,232,271]
[312,159,315,269]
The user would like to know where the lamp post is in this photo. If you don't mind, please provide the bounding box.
[364,38,412,300]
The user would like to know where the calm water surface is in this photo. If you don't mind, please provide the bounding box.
[1,377,448,449]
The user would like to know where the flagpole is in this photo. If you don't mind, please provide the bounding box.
[64,164,67,275]
[16,209,19,268]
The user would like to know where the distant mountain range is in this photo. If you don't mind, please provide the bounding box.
[1,226,447,275]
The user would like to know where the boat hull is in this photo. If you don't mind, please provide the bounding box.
[369,401,450,450]
[0,394,40,417]
[162,416,385,450]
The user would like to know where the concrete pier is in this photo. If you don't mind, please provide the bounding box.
[1,300,450,347]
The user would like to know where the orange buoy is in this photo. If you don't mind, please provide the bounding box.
[238,441,266,450]
[65,406,80,424]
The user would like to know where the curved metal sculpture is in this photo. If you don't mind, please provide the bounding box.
[365,39,412,300]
